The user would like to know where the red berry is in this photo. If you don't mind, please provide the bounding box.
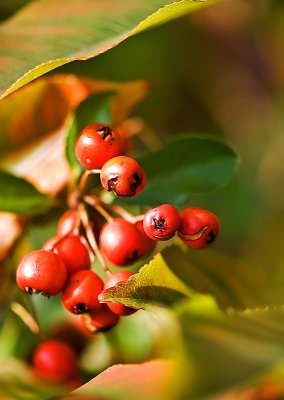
[87,304,120,331]
[62,270,103,314]
[178,207,220,249]
[16,250,67,296]
[104,271,137,316]
[33,340,77,382]
[100,156,146,198]
[57,209,103,241]
[57,210,76,236]
[43,235,90,275]
[91,212,104,242]
[75,123,122,169]
[99,218,145,266]
[136,221,156,258]
[143,204,181,241]
[117,128,130,154]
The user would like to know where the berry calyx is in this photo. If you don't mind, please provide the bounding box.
[33,340,77,382]
[43,234,90,275]
[100,156,146,198]
[16,250,67,296]
[103,271,137,316]
[57,209,76,236]
[178,207,220,249]
[143,204,181,241]
[99,218,146,266]
[75,123,123,169]
[62,270,103,314]
[85,304,120,331]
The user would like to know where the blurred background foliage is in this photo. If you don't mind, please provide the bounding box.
[2,0,284,399]
[56,0,284,255]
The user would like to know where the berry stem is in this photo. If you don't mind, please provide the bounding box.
[80,234,95,264]
[81,313,97,334]
[72,202,84,236]
[45,233,68,251]
[105,203,144,224]
[80,206,112,276]
[79,169,101,194]
[83,194,143,224]
[83,195,112,222]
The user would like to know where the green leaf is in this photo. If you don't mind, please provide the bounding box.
[100,242,283,313]
[0,171,55,215]
[99,251,191,310]
[65,92,113,173]
[123,135,239,205]
[164,242,284,311]
[0,0,220,99]
[162,245,263,310]
[100,257,284,400]
[178,297,284,398]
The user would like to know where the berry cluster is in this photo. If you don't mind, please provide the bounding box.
[143,204,220,249]
[16,122,220,339]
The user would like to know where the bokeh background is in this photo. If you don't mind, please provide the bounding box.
[57,0,284,256]
[2,0,284,398]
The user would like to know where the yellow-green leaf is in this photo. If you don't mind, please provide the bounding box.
[0,0,220,99]
[164,244,284,310]
[99,251,191,310]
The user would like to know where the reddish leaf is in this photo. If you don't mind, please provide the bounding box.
[70,359,177,400]
[0,212,23,261]
[0,75,150,196]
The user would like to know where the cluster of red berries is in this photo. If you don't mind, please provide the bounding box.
[143,204,220,249]
[16,122,220,352]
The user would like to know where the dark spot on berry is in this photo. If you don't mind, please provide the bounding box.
[129,173,142,195]
[206,230,216,244]
[73,303,88,314]
[97,126,114,140]
[108,176,119,192]
[153,218,166,231]
[125,249,140,264]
